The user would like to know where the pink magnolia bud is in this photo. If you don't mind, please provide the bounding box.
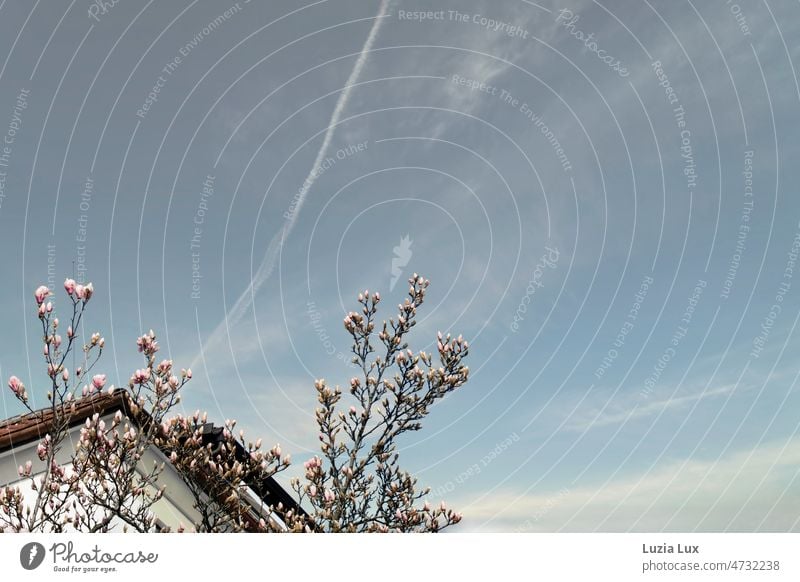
[83,283,93,301]
[46,302,53,313]
[132,369,149,384]
[324,489,335,502]
[54,335,62,349]
[34,285,50,305]
[74,285,85,299]
[309,485,317,497]
[170,452,178,463]
[62,369,69,382]
[92,374,106,390]
[64,278,76,295]
[8,376,23,396]
[67,326,74,339]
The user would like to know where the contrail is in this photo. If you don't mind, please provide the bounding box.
[191,0,392,371]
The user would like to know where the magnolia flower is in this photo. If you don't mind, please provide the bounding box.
[34,286,50,305]
[304,456,322,470]
[132,369,149,384]
[323,489,335,502]
[136,331,159,355]
[64,278,76,295]
[8,376,23,397]
[92,374,106,390]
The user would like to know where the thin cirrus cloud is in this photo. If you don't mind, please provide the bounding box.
[457,435,800,532]
[190,0,393,373]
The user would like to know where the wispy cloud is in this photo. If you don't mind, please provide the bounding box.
[455,437,800,532]
[564,383,740,432]
[191,0,393,371]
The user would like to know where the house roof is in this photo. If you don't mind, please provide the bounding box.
[0,390,304,526]
[0,390,130,451]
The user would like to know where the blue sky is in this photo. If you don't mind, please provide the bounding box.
[0,0,799,531]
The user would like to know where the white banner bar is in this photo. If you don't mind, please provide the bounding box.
[2,533,797,581]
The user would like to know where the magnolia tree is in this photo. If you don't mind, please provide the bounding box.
[293,274,468,532]
[0,274,468,533]
[0,281,290,533]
